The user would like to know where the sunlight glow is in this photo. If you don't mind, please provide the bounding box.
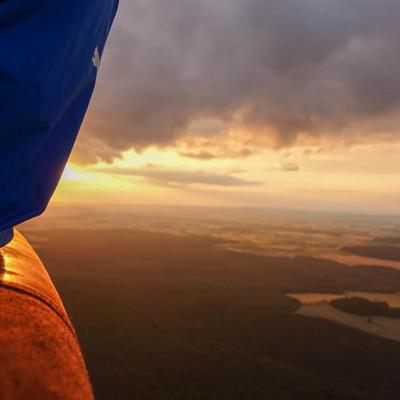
[52,138,400,215]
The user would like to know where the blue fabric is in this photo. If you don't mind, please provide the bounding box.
[0,0,118,233]
[0,229,13,247]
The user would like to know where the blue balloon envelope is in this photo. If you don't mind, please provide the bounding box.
[0,1,119,245]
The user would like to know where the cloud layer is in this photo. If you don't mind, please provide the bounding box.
[97,166,261,187]
[77,0,400,163]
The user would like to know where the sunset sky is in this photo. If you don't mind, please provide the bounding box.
[55,1,400,214]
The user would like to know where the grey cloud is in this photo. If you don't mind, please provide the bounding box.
[178,150,218,160]
[178,147,255,160]
[279,162,300,172]
[76,0,400,163]
[98,166,261,187]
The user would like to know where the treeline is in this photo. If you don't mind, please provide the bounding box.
[330,297,400,318]
[342,245,400,261]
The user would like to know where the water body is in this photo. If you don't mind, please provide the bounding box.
[296,303,400,343]
[288,292,400,308]
[288,292,400,342]
[321,252,400,271]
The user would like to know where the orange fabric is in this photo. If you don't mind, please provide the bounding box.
[0,232,93,399]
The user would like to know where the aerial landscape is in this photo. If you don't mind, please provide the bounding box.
[20,205,400,399]
[3,0,400,399]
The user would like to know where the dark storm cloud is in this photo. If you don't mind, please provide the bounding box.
[98,166,261,187]
[77,0,400,163]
